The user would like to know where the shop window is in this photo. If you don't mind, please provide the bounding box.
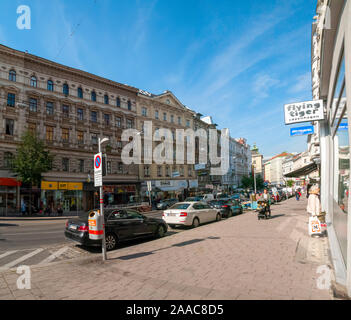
[29,98,37,112]
[7,93,15,107]
[5,119,14,136]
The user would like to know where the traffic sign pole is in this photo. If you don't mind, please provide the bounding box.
[98,139,107,261]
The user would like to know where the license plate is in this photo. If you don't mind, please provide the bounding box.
[69,225,77,231]
[168,213,177,216]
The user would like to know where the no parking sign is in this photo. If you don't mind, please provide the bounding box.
[94,153,102,187]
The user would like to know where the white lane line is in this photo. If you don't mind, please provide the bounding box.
[0,250,18,260]
[0,248,44,271]
[38,247,69,265]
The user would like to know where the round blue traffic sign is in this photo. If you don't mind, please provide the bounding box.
[95,155,101,169]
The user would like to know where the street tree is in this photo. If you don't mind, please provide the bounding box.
[241,174,264,190]
[12,131,53,215]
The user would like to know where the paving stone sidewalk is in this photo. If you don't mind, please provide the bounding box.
[0,197,334,300]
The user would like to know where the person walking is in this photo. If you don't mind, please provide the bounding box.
[259,189,271,218]
[296,189,301,201]
[307,185,321,217]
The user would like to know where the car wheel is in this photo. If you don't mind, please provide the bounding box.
[105,233,118,251]
[156,225,166,238]
[192,218,200,228]
[216,213,221,221]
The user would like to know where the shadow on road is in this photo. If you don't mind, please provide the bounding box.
[0,223,19,227]
[269,214,286,220]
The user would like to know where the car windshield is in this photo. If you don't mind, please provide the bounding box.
[170,203,191,209]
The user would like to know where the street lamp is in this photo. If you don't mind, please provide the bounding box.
[99,137,109,261]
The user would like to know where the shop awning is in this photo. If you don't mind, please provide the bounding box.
[284,162,318,178]
[0,178,22,187]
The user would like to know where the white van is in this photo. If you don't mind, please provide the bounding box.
[200,194,215,202]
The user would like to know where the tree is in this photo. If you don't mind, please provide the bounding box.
[240,174,264,190]
[286,180,294,188]
[12,131,53,215]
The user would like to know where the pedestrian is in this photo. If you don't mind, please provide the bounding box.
[296,189,301,201]
[21,199,26,216]
[259,189,271,218]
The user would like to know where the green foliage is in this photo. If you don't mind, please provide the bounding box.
[286,180,294,187]
[12,131,53,187]
[241,174,264,190]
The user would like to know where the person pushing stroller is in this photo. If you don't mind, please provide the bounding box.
[258,189,272,219]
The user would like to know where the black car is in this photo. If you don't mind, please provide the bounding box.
[65,208,168,251]
[156,199,178,210]
[208,200,233,218]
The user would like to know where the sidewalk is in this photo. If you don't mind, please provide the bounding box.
[0,197,334,300]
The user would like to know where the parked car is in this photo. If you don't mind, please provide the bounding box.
[65,208,168,251]
[156,199,178,210]
[208,200,233,218]
[162,202,221,228]
[185,196,203,202]
[228,199,243,215]
[199,194,215,202]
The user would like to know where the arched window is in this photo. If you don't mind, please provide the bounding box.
[63,83,69,96]
[91,91,96,102]
[116,97,121,107]
[127,100,132,111]
[4,152,14,169]
[47,80,54,91]
[30,76,37,88]
[104,94,109,105]
[78,87,83,99]
[9,70,16,82]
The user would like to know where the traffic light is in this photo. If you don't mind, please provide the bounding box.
[102,154,107,177]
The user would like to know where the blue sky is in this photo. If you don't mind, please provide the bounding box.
[0,0,316,158]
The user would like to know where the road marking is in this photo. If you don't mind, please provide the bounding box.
[0,248,44,271]
[38,247,69,265]
[0,250,18,260]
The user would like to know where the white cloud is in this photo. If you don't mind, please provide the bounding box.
[289,72,311,93]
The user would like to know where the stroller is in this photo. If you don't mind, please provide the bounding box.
[256,200,270,220]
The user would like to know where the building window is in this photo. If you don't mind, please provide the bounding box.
[62,105,69,118]
[116,97,121,107]
[186,119,190,127]
[46,126,54,142]
[47,80,54,91]
[28,123,36,135]
[127,100,132,111]
[9,70,16,82]
[163,113,167,121]
[144,166,150,177]
[166,166,170,177]
[118,162,123,173]
[155,110,159,120]
[29,98,37,112]
[142,107,147,117]
[7,93,15,107]
[30,76,37,88]
[62,128,69,143]
[91,91,96,102]
[104,114,110,126]
[188,166,192,177]
[5,119,14,136]
[178,117,182,125]
[91,134,98,145]
[77,108,84,121]
[180,166,184,177]
[77,131,84,144]
[91,111,97,123]
[62,158,69,172]
[46,102,54,115]
[157,166,162,177]
[104,94,109,105]
[79,159,84,173]
[63,83,69,96]
[126,119,133,129]
[171,115,174,123]
[116,116,121,128]
[4,152,14,169]
[107,161,112,174]
[77,87,83,99]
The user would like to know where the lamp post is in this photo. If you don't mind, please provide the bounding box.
[99,137,109,261]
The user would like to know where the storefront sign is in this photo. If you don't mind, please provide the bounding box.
[172,171,180,178]
[188,180,199,188]
[290,126,314,136]
[41,181,58,190]
[284,100,324,125]
[195,164,206,171]
[59,182,68,190]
